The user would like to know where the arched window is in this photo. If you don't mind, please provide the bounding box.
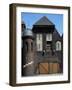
[25,42,28,52]
[56,41,61,51]
[46,34,52,41]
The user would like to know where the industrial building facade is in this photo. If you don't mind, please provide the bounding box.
[22,16,63,76]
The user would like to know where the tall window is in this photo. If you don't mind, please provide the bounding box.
[25,42,28,52]
[56,41,61,51]
[31,42,33,51]
[46,34,52,41]
[36,34,42,51]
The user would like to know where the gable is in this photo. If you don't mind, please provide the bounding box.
[34,16,54,26]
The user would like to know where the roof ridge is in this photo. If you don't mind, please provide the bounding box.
[42,16,54,25]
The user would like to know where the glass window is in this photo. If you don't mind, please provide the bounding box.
[46,34,52,41]
[31,42,33,51]
[36,34,43,51]
[36,34,42,40]
[56,41,61,51]
[25,42,28,52]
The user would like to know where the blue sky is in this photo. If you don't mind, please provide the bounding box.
[21,12,63,36]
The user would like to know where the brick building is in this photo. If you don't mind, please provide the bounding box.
[22,16,63,76]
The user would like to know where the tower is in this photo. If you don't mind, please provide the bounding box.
[22,29,35,76]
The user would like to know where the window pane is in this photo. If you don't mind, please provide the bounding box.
[36,34,43,51]
[25,42,28,52]
[56,41,61,51]
[31,42,33,51]
[46,34,52,41]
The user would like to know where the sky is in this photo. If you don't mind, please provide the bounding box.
[21,12,63,36]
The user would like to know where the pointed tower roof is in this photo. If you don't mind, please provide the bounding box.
[22,21,26,25]
[34,16,54,26]
[21,21,26,31]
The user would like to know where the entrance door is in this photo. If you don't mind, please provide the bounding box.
[36,63,60,74]
[36,63,49,74]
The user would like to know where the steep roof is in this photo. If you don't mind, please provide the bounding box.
[34,16,54,26]
[53,28,61,41]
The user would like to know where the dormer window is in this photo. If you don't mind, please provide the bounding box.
[46,34,52,41]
